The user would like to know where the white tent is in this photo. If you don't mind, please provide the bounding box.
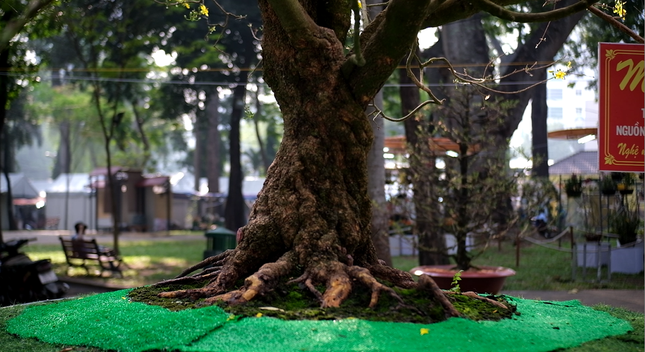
[44,173,94,232]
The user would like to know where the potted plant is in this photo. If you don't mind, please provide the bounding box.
[408,87,520,294]
[609,206,643,274]
[610,209,641,246]
[598,174,617,196]
[564,174,583,197]
[617,173,635,195]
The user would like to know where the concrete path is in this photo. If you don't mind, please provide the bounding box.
[3,229,204,245]
[503,290,644,313]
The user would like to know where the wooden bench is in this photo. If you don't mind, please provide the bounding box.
[59,237,124,277]
[44,217,60,230]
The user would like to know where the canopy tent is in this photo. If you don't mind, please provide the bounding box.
[548,151,599,176]
[384,135,479,155]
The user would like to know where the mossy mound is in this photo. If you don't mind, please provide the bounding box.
[129,278,516,324]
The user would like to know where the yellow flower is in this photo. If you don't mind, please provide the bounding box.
[613,0,626,20]
[549,69,566,80]
[183,3,190,9]
[357,1,362,9]
[200,4,209,16]
[420,328,429,335]
[256,313,263,318]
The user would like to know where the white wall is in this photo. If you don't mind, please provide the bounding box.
[45,192,94,232]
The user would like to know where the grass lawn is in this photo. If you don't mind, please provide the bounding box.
[3,238,644,352]
[26,239,205,287]
[20,236,643,290]
[392,240,644,291]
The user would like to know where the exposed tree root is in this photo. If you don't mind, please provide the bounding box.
[366,263,417,289]
[204,251,296,305]
[347,266,403,308]
[154,267,221,286]
[417,275,462,318]
[175,251,232,278]
[444,291,510,310]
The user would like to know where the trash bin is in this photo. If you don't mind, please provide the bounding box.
[204,227,237,259]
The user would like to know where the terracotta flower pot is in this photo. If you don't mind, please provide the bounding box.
[410,265,516,294]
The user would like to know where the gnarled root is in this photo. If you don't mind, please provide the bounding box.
[205,251,296,305]
[347,266,405,308]
[154,267,221,286]
[366,263,417,289]
[176,250,232,278]
[444,291,510,310]
[417,275,462,318]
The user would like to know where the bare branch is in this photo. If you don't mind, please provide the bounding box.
[472,0,596,23]
[588,5,644,43]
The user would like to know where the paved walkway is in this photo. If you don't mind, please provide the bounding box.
[3,229,204,245]
[503,290,644,313]
[4,230,644,313]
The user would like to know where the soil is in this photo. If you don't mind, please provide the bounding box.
[129,276,517,324]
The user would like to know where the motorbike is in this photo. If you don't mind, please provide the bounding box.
[0,238,69,306]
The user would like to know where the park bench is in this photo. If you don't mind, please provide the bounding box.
[44,217,60,230]
[59,237,124,277]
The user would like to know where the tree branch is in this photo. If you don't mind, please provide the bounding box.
[347,0,437,105]
[473,0,597,23]
[587,5,644,43]
[265,0,319,46]
[0,0,57,53]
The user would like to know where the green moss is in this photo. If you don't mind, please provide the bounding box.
[129,277,516,324]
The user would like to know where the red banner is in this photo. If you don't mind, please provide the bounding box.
[598,42,645,172]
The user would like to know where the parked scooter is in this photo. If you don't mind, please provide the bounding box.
[0,238,69,306]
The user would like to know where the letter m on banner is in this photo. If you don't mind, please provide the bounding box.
[598,42,645,172]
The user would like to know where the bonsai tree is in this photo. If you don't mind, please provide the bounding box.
[156,0,603,310]
[565,174,583,197]
[414,86,520,271]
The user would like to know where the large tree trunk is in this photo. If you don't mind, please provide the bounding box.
[224,83,247,232]
[206,92,220,194]
[531,70,549,178]
[159,0,421,308]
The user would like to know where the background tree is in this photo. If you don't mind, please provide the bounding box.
[0,0,58,238]
[159,0,597,308]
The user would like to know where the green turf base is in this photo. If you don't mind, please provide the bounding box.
[6,289,632,352]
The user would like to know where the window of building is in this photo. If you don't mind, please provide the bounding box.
[576,107,583,115]
[575,90,582,96]
[548,107,563,119]
[548,89,563,100]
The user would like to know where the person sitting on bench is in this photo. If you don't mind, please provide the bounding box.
[72,222,116,256]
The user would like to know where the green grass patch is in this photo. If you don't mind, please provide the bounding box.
[392,240,644,291]
[23,239,204,287]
